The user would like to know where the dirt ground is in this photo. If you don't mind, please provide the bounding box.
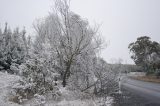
[131,76,160,83]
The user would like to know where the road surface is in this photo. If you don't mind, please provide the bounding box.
[122,76,160,104]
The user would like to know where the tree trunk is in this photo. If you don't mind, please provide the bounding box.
[62,63,71,87]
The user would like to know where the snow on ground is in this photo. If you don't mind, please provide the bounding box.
[0,72,21,106]
[23,86,113,106]
[0,72,113,106]
[129,72,146,77]
[45,97,113,106]
[48,99,97,106]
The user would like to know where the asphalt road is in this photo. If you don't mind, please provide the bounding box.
[122,76,160,104]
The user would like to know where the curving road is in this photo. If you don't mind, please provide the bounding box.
[122,76,160,104]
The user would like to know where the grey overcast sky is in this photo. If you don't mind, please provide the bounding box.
[0,0,160,64]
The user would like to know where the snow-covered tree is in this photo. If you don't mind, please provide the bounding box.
[33,0,103,87]
[0,23,29,73]
[129,36,160,72]
[93,58,119,96]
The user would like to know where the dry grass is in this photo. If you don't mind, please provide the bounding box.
[131,76,160,83]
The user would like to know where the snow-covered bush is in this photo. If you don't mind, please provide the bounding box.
[65,56,118,104]
[94,61,119,96]
[11,55,59,103]
[34,94,46,105]
[11,79,35,103]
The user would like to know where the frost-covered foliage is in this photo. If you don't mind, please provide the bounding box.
[12,54,60,103]
[33,0,103,87]
[0,0,119,105]
[0,23,30,74]
[68,53,96,91]
[66,57,119,104]
[93,58,119,96]
[150,52,160,70]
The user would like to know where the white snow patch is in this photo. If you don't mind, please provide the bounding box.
[0,72,21,106]
[129,72,146,76]
[45,97,113,106]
